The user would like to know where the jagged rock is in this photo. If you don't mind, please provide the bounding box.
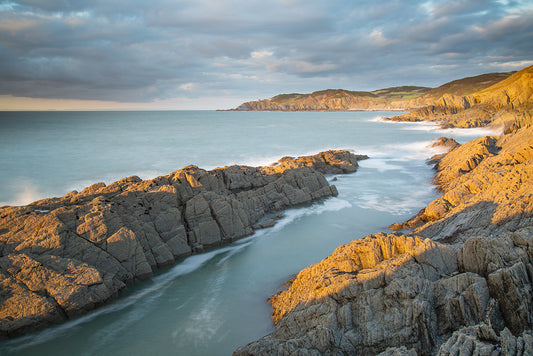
[235,233,489,355]
[390,126,533,240]
[235,230,533,355]
[0,150,366,338]
[436,324,500,356]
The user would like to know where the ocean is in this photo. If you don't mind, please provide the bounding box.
[0,110,499,355]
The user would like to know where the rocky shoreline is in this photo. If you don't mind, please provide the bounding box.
[235,127,533,355]
[234,66,533,355]
[0,150,367,339]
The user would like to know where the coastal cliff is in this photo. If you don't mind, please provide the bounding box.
[234,66,533,355]
[233,72,512,112]
[0,150,367,338]
[234,88,430,111]
[388,65,533,132]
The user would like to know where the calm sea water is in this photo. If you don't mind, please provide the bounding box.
[0,111,499,355]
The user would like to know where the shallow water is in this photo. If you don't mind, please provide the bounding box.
[0,111,496,355]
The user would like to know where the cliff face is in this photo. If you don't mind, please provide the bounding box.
[0,150,367,338]
[235,126,533,356]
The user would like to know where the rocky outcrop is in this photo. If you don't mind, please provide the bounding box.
[235,99,533,354]
[0,150,366,338]
[392,126,533,243]
[235,230,533,355]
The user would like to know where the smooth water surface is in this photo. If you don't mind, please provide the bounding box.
[0,111,499,355]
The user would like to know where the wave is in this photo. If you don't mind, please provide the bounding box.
[437,126,503,137]
[366,116,388,122]
[228,147,354,168]
[0,178,47,206]
[355,139,449,165]
[400,122,503,137]
[353,183,437,216]
[0,169,169,207]
[266,197,352,234]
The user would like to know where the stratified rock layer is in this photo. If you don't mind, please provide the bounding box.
[235,114,533,353]
[0,150,366,338]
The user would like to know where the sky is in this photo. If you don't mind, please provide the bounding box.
[0,0,532,110]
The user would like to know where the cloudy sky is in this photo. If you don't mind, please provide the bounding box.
[1,0,532,110]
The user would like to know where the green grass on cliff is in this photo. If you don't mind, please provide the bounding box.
[371,86,431,100]
[269,87,428,106]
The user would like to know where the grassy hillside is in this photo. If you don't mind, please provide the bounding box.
[233,71,513,111]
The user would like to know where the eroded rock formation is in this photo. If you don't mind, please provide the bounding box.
[0,150,366,338]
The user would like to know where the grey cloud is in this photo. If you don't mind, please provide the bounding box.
[1,0,532,104]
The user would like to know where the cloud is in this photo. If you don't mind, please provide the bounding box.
[251,51,274,60]
[0,0,532,108]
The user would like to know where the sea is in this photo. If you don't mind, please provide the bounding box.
[0,110,500,355]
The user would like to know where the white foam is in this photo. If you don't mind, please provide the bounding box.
[0,178,47,206]
[266,197,352,234]
[437,126,503,137]
[356,139,449,163]
[366,116,389,122]
[358,159,404,172]
[177,266,228,346]
[354,185,437,215]
[400,121,503,137]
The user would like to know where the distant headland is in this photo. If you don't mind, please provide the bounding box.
[231,71,513,112]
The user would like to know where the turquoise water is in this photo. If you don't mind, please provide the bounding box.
[0,111,498,355]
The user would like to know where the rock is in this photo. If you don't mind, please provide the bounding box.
[428,137,460,165]
[436,324,500,356]
[390,125,533,242]
[235,233,480,355]
[235,230,533,355]
[0,150,366,338]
